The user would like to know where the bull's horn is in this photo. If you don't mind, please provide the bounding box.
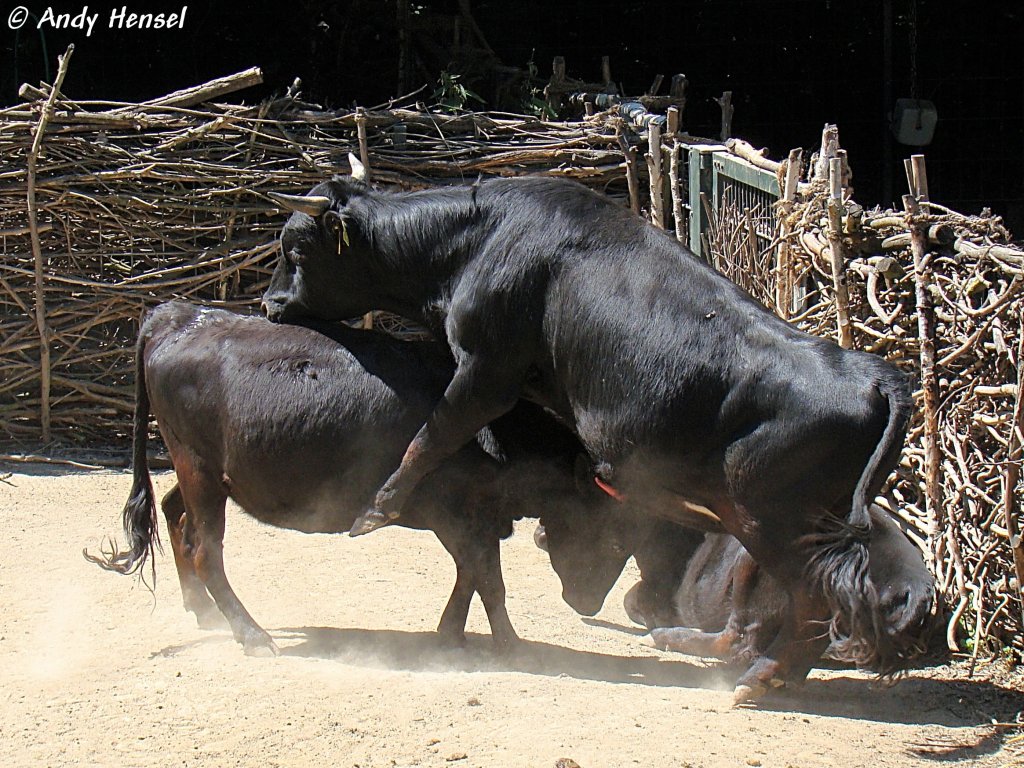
[348,152,367,181]
[266,191,332,217]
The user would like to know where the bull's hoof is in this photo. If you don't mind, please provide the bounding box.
[732,682,768,706]
[349,508,392,537]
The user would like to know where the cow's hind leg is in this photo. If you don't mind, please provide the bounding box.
[436,562,475,648]
[435,523,518,652]
[174,460,279,656]
[161,484,223,629]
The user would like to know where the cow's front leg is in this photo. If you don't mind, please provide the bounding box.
[731,587,829,704]
[349,358,524,536]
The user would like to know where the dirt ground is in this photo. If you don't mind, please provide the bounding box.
[2,465,1021,768]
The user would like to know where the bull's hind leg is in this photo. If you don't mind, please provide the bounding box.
[173,459,279,656]
[161,484,222,628]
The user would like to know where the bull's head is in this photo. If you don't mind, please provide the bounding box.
[261,154,375,323]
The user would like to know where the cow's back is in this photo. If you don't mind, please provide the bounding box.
[140,303,457,531]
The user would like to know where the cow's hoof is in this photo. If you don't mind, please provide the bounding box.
[243,637,280,658]
[732,682,768,706]
[649,627,671,650]
[349,508,391,537]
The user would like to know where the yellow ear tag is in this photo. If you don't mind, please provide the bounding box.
[337,220,350,255]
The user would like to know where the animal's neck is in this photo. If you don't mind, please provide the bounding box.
[355,187,482,324]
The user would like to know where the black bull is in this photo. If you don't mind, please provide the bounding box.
[261,170,924,695]
[88,301,636,655]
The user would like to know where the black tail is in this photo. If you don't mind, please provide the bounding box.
[849,367,913,532]
[806,366,915,674]
[84,319,160,579]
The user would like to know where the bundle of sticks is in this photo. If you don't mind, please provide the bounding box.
[711,134,1024,661]
[0,58,628,446]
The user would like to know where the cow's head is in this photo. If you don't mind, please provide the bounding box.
[824,506,941,675]
[865,507,940,668]
[536,458,650,616]
[262,155,376,323]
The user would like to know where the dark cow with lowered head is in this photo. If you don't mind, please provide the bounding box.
[534,507,937,697]
[261,159,922,699]
[624,510,937,682]
[88,301,627,655]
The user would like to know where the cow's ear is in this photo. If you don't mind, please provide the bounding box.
[322,210,353,252]
[572,454,593,494]
[323,210,344,234]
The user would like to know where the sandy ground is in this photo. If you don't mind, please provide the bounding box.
[1,465,1021,768]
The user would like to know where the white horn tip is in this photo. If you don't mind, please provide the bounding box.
[348,152,367,182]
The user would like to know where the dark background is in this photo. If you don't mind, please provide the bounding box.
[4,0,1022,233]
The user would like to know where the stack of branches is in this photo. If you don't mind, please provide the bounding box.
[719,129,1024,661]
[0,62,630,446]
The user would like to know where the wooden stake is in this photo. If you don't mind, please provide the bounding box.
[646,122,665,228]
[28,44,74,442]
[905,187,943,569]
[1003,325,1024,621]
[716,91,733,141]
[814,124,839,182]
[624,144,640,215]
[666,105,680,136]
[911,153,929,201]
[775,148,801,319]
[118,66,263,113]
[827,157,853,347]
[355,107,371,182]
[668,141,685,243]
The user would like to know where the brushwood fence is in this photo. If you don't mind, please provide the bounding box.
[1,56,1022,661]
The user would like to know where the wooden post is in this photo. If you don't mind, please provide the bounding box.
[356,106,373,330]
[601,56,612,89]
[666,105,680,136]
[670,74,688,98]
[396,0,411,95]
[355,107,371,183]
[775,148,802,319]
[28,44,74,442]
[716,91,733,141]
[546,56,567,113]
[646,122,665,229]
[668,141,686,243]
[814,124,839,182]
[904,154,943,573]
[1004,327,1024,621]
[623,142,640,215]
[826,157,853,348]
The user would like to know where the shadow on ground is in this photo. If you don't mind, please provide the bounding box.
[244,624,1024,730]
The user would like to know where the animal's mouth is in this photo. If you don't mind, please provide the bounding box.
[562,588,605,617]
